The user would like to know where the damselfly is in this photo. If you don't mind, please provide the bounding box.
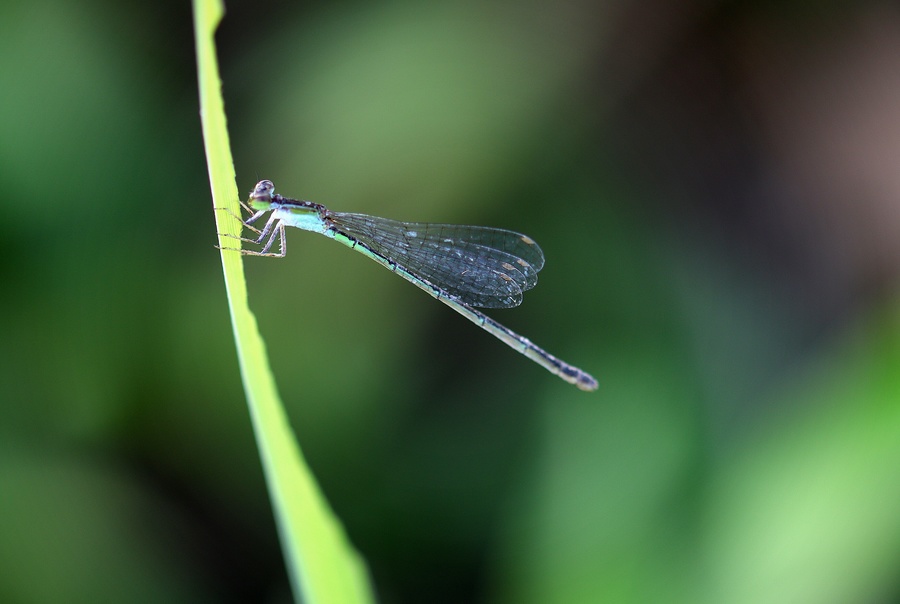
[219,180,597,391]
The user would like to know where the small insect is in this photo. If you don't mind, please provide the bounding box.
[219,180,597,391]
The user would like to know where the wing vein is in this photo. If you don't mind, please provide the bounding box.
[331,213,545,308]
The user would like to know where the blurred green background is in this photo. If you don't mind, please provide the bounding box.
[2,0,900,602]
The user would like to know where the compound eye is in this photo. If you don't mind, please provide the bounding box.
[250,179,275,201]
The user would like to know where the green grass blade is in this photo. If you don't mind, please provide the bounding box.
[192,1,374,602]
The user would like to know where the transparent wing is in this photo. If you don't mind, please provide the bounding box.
[331,213,545,309]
